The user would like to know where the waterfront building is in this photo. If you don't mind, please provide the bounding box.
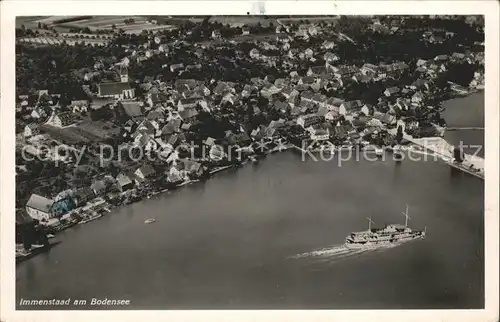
[310,128,330,141]
[26,194,55,222]
[134,165,156,185]
[91,180,108,196]
[116,173,134,192]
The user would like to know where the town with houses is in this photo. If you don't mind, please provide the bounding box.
[15,15,485,260]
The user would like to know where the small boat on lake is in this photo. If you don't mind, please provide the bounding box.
[144,218,156,224]
[393,145,403,161]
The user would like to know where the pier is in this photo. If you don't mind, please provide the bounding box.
[445,127,484,131]
[388,128,484,179]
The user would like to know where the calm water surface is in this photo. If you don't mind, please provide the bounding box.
[16,152,484,309]
[442,92,485,157]
[16,93,485,309]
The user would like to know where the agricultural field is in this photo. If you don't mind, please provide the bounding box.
[277,16,340,26]
[59,33,114,40]
[49,16,179,35]
[209,16,278,27]
[40,121,119,145]
[121,24,178,35]
[200,32,277,46]
[76,121,121,140]
[62,16,147,30]
[16,16,46,28]
[18,37,110,47]
[41,125,92,145]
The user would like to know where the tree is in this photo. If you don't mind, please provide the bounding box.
[444,62,476,87]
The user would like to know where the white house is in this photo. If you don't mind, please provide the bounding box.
[297,114,321,128]
[325,110,339,121]
[308,25,320,36]
[322,40,336,49]
[361,104,374,116]
[177,97,205,111]
[170,63,185,73]
[310,128,330,141]
[339,100,363,115]
[260,84,281,98]
[384,87,400,97]
[395,99,411,111]
[133,164,156,185]
[361,63,378,75]
[212,30,222,39]
[166,165,184,183]
[411,92,425,104]
[304,48,314,59]
[71,100,89,113]
[26,194,55,222]
[23,124,40,138]
[416,59,428,67]
[323,52,340,63]
[209,144,226,161]
[221,92,237,105]
[45,112,77,128]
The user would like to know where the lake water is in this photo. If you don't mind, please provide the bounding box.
[16,93,485,310]
[442,92,485,158]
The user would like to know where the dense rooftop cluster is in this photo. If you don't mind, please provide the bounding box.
[15,15,484,236]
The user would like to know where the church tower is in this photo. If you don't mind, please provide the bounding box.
[120,65,129,83]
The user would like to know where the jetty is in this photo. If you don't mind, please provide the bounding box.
[388,128,484,179]
[445,127,484,131]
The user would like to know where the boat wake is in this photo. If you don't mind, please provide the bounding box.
[288,243,399,262]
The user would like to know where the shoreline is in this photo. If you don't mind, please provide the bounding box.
[17,90,485,264]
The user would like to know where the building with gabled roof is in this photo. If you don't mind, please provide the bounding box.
[97,82,135,100]
[26,194,55,222]
[339,100,364,115]
[116,172,134,192]
[384,86,400,97]
[120,101,144,119]
[45,111,79,128]
[23,123,40,138]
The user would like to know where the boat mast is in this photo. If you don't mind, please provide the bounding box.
[401,204,411,227]
[367,217,374,230]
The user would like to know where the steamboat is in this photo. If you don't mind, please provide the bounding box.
[345,205,426,249]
